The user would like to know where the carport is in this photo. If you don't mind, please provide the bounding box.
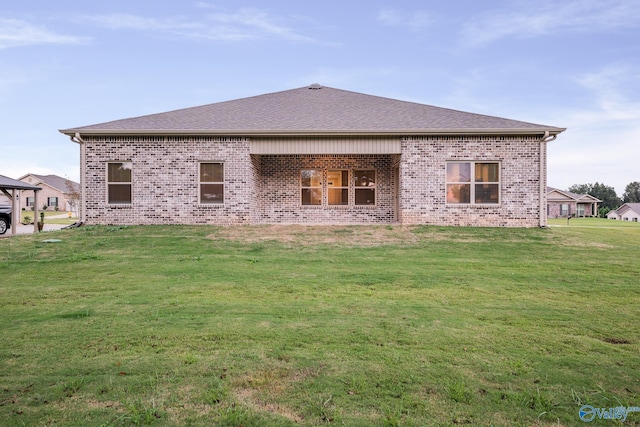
[0,174,41,235]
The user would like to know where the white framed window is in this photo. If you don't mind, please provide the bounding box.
[301,169,378,207]
[47,197,58,207]
[327,170,349,206]
[560,203,569,217]
[107,162,132,204]
[200,162,224,204]
[354,170,376,205]
[301,170,323,205]
[446,162,500,205]
[26,197,34,207]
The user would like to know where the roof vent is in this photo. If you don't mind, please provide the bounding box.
[308,83,323,90]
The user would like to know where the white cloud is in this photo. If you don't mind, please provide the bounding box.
[83,14,190,31]
[548,126,640,195]
[206,8,313,41]
[576,66,640,120]
[548,65,640,194]
[0,18,86,49]
[461,0,640,46]
[83,8,315,43]
[377,8,435,31]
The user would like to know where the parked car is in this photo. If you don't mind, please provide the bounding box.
[0,205,11,234]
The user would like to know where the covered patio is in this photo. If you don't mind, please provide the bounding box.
[0,174,41,235]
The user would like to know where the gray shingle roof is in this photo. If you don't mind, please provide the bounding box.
[61,84,565,136]
[617,203,640,214]
[547,187,602,202]
[0,174,41,191]
[21,174,80,193]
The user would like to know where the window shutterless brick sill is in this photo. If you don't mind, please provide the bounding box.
[300,205,377,209]
[445,204,502,208]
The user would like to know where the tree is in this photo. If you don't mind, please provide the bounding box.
[623,181,640,203]
[567,184,591,195]
[568,182,622,211]
[65,178,81,218]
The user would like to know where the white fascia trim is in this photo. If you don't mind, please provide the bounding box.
[60,128,566,137]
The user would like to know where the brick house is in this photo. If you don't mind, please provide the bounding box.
[60,84,564,227]
[607,203,640,222]
[18,174,80,213]
[546,187,600,218]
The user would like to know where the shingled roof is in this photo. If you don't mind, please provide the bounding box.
[61,84,565,136]
[19,174,80,194]
[0,174,41,192]
[547,187,601,202]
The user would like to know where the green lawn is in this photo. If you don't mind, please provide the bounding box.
[0,222,638,426]
[20,210,78,226]
[548,217,640,228]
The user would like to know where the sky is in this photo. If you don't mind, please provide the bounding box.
[1,0,639,196]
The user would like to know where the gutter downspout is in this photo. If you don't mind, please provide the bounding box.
[69,133,86,223]
[539,131,556,227]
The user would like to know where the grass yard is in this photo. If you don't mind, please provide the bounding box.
[19,210,78,227]
[0,220,638,426]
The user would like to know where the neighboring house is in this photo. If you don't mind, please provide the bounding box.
[59,84,565,227]
[547,187,600,218]
[18,174,80,213]
[607,203,640,222]
[0,174,42,235]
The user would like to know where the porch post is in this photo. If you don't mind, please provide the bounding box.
[33,190,39,233]
[11,189,17,235]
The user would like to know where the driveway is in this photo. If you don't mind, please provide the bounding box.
[0,214,71,237]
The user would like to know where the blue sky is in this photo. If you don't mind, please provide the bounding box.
[1,0,639,195]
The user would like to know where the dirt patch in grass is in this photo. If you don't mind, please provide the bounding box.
[235,387,305,423]
[603,337,631,345]
[556,236,615,249]
[210,225,421,247]
[83,399,123,410]
[231,365,322,423]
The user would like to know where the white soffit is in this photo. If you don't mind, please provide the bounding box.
[249,139,401,155]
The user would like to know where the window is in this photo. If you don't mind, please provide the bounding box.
[301,170,322,205]
[107,162,132,204]
[48,197,58,207]
[301,169,377,206]
[327,170,348,205]
[354,170,376,205]
[26,197,34,207]
[200,162,224,204]
[446,162,499,204]
[560,203,569,217]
